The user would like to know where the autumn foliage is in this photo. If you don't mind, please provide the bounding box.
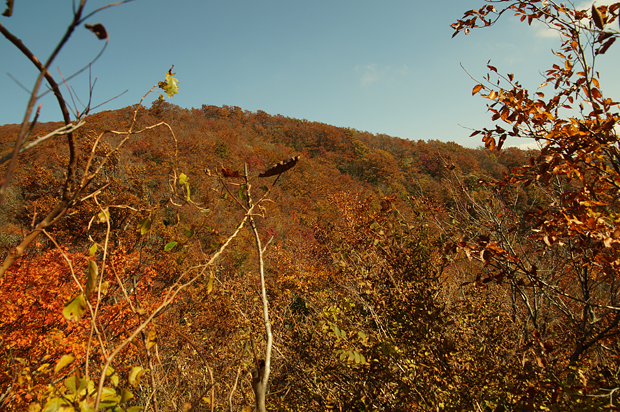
[1,0,620,411]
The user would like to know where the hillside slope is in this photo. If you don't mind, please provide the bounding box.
[5,103,612,411]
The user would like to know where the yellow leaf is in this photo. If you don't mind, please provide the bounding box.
[63,294,87,322]
[207,272,214,294]
[28,402,41,412]
[78,396,96,412]
[85,260,98,300]
[55,354,75,374]
[146,329,157,350]
[97,208,109,223]
[106,366,119,387]
[120,389,134,404]
[137,217,151,235]
[165,71,179,98]
[128,366,145,387]
[99,281,109,296]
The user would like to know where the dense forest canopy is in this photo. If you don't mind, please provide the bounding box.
[1,1,620,411]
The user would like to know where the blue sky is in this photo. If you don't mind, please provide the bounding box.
[0,0,618,148]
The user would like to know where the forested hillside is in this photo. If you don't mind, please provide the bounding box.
[0,99,537,406]
[2,0,620,411]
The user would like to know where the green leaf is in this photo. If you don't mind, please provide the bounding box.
[183,229,193,238]
[63,294,87,322]
[137,217,151,235]
[88,243,97,256]
[238,184,248,200]
[64,374,86,395]
[128,366,145,387]
[354,351,361,363]
[164,241,178,252]
[85,260,98,300]
[54,354,75,374]
[64,375,77,393]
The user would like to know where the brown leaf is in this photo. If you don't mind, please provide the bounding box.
[596,37,616,55]
[2,0,13,16]
[85,23,108,40]
[472,84,483,95]
[221,168,241,178]
[480,249,492,263]
[258,155,300,178]
[592,4,605,30]
[535,355,546,368]
[597,31,614,42]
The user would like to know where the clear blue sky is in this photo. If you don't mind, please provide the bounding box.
[1,0,618,148]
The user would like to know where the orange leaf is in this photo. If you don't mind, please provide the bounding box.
[472,84,484,95]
